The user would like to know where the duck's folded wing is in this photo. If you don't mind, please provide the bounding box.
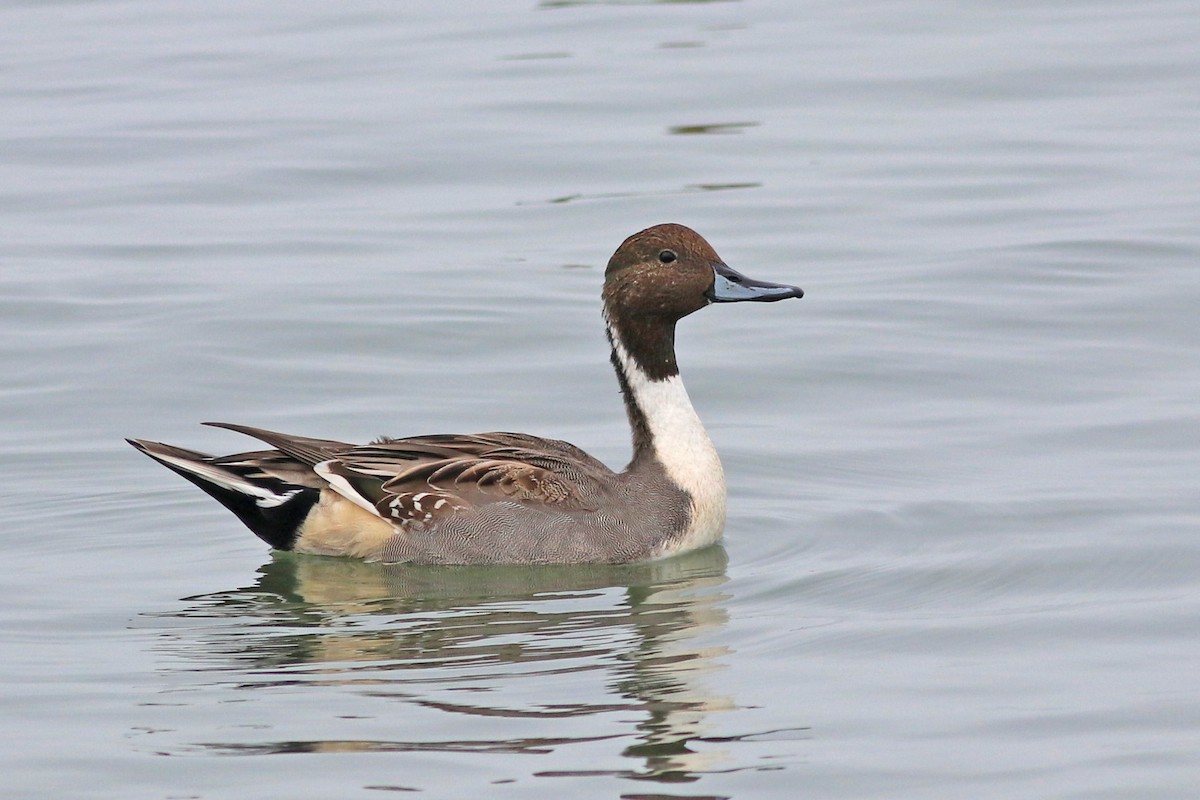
[315,435,614,526]
[373,431,609,471]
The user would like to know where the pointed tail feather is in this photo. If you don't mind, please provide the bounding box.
[127,438,318,550]
[201,422,352,467]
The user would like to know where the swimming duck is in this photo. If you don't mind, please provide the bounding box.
[128,224,803,563]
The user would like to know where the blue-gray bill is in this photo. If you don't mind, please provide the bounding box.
[706,262,804,303]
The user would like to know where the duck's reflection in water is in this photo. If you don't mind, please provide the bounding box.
[152,546,734,781]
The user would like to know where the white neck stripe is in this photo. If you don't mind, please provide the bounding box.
[607,320,727,551]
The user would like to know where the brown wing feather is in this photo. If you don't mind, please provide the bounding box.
[210,425,616,527]
[328,432,613,519]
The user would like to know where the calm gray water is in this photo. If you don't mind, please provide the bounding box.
[2,1,1198,798]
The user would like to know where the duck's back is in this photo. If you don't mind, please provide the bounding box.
[302,430,691,564]
[131,424,691,564]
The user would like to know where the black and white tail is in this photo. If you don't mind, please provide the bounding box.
[127,439,318,550]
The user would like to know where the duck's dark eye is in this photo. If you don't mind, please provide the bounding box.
[658,249,678,264]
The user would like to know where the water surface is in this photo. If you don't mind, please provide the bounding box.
[2,1,1198,798]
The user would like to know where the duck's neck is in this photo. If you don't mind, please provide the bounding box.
[604,310,726,511]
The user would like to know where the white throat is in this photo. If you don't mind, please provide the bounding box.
[608,321,727,552]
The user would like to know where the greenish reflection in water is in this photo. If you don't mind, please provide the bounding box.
[148,546,737,782]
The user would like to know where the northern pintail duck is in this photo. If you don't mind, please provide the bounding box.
[129,224,803,564]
